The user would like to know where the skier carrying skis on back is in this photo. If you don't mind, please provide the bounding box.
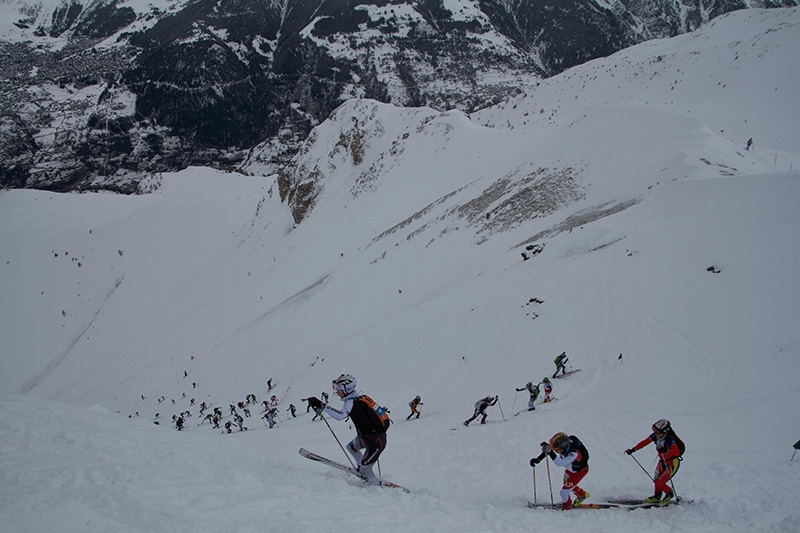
[553,352,568,378]
[625,419,684,505]
[307,374,389,486]
[463,395,498,426]
[531,432,590,510]
[515,382,540,411]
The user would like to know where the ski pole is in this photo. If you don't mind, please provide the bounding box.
[629,453,654,481]
[511,390,519,415]
[545,456,555,508]
[497,398,506,421]
[532,464,538,504]
[668,476,680,501]
[319,412,358,470]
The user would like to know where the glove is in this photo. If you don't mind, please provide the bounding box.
[494,395,499,401]
[307,397,324,410]
[625,448,635,455]
[541,442,551,453]
[530,457,540,467]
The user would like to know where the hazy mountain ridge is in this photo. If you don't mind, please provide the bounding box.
[1,0,795,192]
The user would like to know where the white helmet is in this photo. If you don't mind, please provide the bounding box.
[332,374,357,395]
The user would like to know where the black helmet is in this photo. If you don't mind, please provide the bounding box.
[652,419,671,434]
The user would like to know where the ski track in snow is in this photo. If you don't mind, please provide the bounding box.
[15,276,125,396]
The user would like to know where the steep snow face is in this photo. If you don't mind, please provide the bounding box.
[279,8,800,225]
[1,8,800,532]
[473,7,800,154]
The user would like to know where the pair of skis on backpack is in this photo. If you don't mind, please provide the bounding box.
[299,448,409,493]
[528,496,692,510]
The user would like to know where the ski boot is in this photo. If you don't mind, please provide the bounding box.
[573,491,589,507]
[645,493,663,504]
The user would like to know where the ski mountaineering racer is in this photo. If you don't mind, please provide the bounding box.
[463,395,498,426]
[531,432,590,510]
[553,352,568,377]
[538,377,553,402]
[307,374,389,485]
[407,395,423,420]
[515,382,540,411]
[625,419,685,504]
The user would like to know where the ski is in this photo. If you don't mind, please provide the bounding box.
[528,497,692,510]
[528,502,620,509]
[298,448,409,492]
[606,497,693,507]
[553,369,580,379]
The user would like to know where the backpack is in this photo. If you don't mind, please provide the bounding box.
[353,394,391,434]
[672,431,686,457]
[568,435,589,471]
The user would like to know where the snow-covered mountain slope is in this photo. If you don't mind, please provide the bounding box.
[1,8,799,532]
[473,6,800,154]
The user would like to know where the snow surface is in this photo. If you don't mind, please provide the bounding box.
[2,8,800,533]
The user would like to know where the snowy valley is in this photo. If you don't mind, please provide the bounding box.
[1,8,800,532]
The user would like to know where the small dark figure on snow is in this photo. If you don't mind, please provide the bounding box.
[235,413,246,431]
[243,406,251,418]
[463,395,498,426]
[530,432,590,510]
[229,404,236,416]
[287,404,297,418]
[515,382,540,411]
[625,419,684,505]
[746,138,754,151]
[175,416,185,431]
[406,396,423,420]
[224,420,232,434]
